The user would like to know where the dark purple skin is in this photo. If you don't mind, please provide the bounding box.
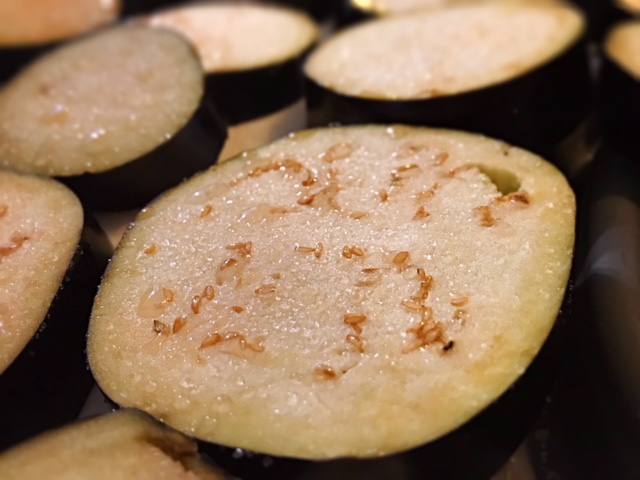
[59,95,227,211]
[0,214,112,451]
[306,36,594,178]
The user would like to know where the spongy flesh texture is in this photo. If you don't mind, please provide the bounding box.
[0,411,223,480]
[145,4,319,73]
[0,0,119,46]
[606,21,640,79]
[0,26,203,176]
[305,3,583,100]
[0,171,82,373]
[88,126,575,459]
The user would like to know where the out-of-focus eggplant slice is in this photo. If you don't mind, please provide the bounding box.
[600,21,640,157]
[0,0,121,83]
[0,170,111,450]
[305,3,593,174]
[0,25,226,211]
[88,125,575,479]
[143,3,318,161]
[0,410,225,480]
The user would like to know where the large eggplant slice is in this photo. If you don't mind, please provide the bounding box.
[88,125,575,479]
[0,170,111,450]
[143,3,318,161]
[600,21,640,157]
[0,25,226,211]
[0,410,225,479]
[0,0,121,83]
[305,3,593,175]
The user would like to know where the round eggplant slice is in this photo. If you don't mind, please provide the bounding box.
[0,170,112,450]
[305,3,593,175]
[88,125,575,479]
[0,0,121,83]
[143,3,318,161]
[600,21,640,157]
[0,25,226,211]
[0,410,225,480]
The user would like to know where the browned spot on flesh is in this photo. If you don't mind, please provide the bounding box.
[162,288,175,303]
[0,235,29,258]
[475,206,496,227]
[346,334,365,354]
[416,183,440,203]
[444,165,475,178]
[153,320,170,336]
[355,268,383,287]
[172,317,187,334]
[200,332,264,353]
[0,205,7,218]
[393,251,410,266]
[203,285,215,301]
[296,245,316,254]
[433,151,449,165]
[323,143,353,163]
[200,333,222,349]
[200,205,213,218]
[451,296,469,307]
[226,242,253,257]
[315,365,338,380]
[498,192,530,205]
[144,244,158,255]
[379,189,389,202]
[255,284,276,296]
[191,295,203,314]
[298,185,341,210]
[350,211,368,220]
[413,206,430,221]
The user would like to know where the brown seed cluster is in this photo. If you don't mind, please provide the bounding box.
[295,242,324,259]
[191,285,216,314]
[217,242,253,285]
[230,158,308,187]
[297,184,341,210]
[475,206,496,227]
[342,245,365,259]
[199,331,265,353]
[401,268,452,353]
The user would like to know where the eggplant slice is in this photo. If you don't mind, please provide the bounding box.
[0,410,225,480]
[305,3,592,173]
[0,0,121,83]
[0,170,111,450]
[88,125,574,478]
[143,3,318,161]
[0,25,226,211]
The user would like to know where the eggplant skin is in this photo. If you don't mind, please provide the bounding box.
[0,215,112,451]
[59,99,227,211]
[197,291,571,480]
